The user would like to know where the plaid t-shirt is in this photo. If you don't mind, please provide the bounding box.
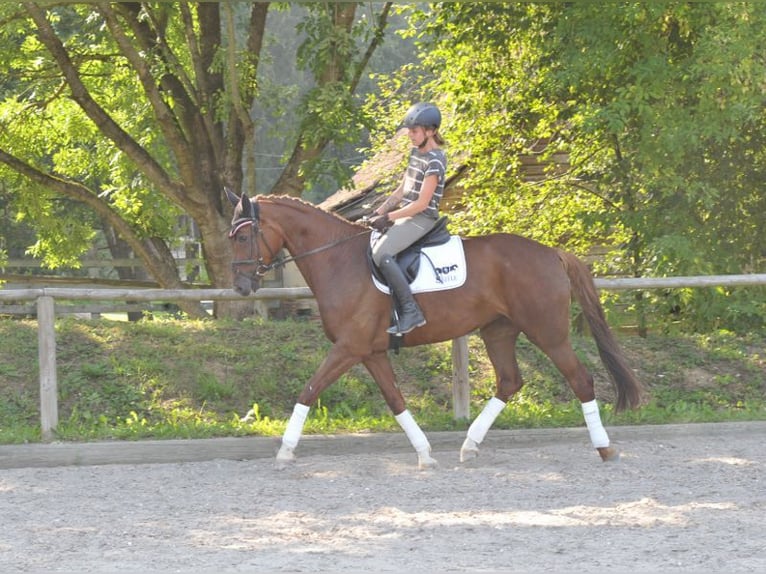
[401,148,447,219]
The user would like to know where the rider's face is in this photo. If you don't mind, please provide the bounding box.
[407,126,432,147]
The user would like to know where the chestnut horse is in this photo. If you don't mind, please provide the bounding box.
[227,191,643,469]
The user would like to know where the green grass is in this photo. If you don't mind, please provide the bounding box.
[0,316,764,443]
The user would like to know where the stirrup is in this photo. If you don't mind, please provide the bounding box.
[387,315,426,336]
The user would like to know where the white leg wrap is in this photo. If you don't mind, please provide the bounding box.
[282,403,310,449]
[581,399,610,448]
[395,410,431,453]
[466,397,506,445]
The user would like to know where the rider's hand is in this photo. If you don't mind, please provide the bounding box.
[368,213,390,232]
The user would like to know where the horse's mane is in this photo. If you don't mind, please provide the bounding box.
[257,194,366,229]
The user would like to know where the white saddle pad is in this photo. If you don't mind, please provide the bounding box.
[372,235,467,294]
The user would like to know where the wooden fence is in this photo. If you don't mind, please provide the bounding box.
[1,273,765,440]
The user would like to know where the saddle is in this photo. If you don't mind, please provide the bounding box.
[367,216,452,284]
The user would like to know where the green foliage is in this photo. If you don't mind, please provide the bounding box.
[368,2,766,333]
[549,3,766,278]
[0,3,407,291]
[0,316,764,444]
[291,3,388,194]
[0,3,181,267]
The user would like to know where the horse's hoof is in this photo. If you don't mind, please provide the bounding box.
[460,437,479,463]
[274,445,296,470]
[417,450,439,470]
[274,457,295,471]
[597,446,621,462]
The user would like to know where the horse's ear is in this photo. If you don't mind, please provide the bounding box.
[224,187,240,206]
[240,193,254,219]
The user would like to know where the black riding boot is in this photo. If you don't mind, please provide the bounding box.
[379,255,426,335]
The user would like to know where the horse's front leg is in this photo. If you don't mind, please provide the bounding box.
[363,352,438,470]
[275,344,360,469]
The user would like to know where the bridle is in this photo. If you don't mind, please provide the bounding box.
[229,216,277,281]
[229,211,371,283]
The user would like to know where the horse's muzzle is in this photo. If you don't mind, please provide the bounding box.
[233,273,254,296]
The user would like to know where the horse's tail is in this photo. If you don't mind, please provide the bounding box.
[558,250,644,411]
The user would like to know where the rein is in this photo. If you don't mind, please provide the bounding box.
[262,228,372,273]
[230,216,371,277]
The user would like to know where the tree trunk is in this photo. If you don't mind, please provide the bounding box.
[102,221,147,321]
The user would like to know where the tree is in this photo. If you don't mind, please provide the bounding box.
[0,2,393,317]
[371,2,766,332]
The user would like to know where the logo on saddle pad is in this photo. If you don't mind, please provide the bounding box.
[371,234,467,294]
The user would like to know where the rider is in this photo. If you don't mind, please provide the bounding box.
[368,102,447,335]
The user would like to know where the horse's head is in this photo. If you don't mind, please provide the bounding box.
[226,188,283,296]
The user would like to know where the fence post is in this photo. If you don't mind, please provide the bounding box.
[37,295,58,440]
[451,336,470,420]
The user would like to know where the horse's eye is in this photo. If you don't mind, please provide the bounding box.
[238,234,249,243]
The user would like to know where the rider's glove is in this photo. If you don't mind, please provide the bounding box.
[369,213,390,232]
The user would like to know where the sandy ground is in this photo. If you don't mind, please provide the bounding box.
[0,422,764,573]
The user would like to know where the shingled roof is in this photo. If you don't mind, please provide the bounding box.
[320,135,565,221]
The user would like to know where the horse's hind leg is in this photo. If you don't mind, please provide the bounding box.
[461,317,523,462]
[539,339,620,462]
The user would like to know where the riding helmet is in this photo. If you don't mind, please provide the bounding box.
[400,102,441,130]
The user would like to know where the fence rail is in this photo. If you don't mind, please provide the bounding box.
[2,273,765,440]
[0,286,311,303]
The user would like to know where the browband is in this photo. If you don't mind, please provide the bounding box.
[229,219,255,238]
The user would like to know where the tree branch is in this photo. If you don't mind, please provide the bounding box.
[179,2,224,173]
[350,2,392,91]
[272,3,360,196]
[0,146,193,297]
[220,3,270,196]
[96,3,204,194]
[223,2,256,192]
[142,3,200,108]
[24,2,186,204]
